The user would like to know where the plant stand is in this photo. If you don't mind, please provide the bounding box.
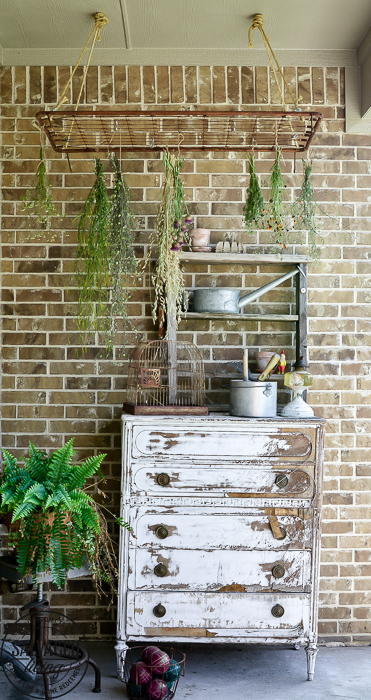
[1,583,101,699]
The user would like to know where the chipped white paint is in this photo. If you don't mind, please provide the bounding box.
[132,463,314,497]
[132,509,311,551]
[127,591,311,636]
[130,548,311,592]
[133,427,314,461]
[117,414,325,682]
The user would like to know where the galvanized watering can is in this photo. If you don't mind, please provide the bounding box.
[193,267,299,314]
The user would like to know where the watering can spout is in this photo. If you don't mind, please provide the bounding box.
[238,267,300,310]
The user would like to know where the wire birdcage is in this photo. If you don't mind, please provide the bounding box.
[124,340,208,415]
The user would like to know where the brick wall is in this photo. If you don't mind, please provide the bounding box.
[1,64,370,643]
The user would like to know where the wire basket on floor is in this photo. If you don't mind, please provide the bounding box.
[123,340,208,415]
[121,645,186,700]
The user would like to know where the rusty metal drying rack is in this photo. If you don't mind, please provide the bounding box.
[35,110,322,154]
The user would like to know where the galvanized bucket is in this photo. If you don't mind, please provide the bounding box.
[229,380,277,418]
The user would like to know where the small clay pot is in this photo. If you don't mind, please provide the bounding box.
[190,228,211,249]
[255,351,275,372]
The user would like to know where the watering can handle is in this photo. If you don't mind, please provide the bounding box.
[238,267,300,310]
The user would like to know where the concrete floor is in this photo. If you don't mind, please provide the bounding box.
[1,642,370,700]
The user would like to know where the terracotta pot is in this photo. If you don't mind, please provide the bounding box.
[255,351,276,372]
[190,228,211,249]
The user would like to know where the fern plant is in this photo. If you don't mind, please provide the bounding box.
[0,440,126,600]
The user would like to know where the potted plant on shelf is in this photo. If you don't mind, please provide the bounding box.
[0,439,128,604]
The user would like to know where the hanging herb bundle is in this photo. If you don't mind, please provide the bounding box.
[243,154,265,230]
[265,148,289,248]
[21,144,59,233]
[148,149,193,328]
[107,153,137,345]
[75,158,111,348]
[292,160,323,260]
[75,156,137,353]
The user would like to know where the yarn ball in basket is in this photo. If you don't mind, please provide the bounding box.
[129,661,151,685]
[162,659,181,683]
[141,646,161,664]
[147,649,171,675]
[145,679,168,700]
[126,681,144,699]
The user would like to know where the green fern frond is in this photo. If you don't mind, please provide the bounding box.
[67,454,106,491]
[2,449,18,473]
[22,443,49,481]
[46,439,75,489]
[11,499,39,522]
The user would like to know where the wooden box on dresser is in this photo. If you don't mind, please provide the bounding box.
[116,413,325,681]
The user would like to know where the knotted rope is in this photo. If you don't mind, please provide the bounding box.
[55,12,109,111]
[248,13,302,112]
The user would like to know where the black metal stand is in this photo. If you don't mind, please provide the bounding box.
[15,584,101,699]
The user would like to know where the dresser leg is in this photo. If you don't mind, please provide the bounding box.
[305,642,318,681]
[115,640,129,680]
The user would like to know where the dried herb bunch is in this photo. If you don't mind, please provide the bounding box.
[149,150,189,328]
[243,154,265,230]
[75,156,137,353]
[265,148,290,248]
[75,158,111,348]
[292,160,323,260]
[21,144,59,233]
[107,153,137,345]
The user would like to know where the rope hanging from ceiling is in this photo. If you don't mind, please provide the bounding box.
[54,12,109,112]
[248,13,302,113]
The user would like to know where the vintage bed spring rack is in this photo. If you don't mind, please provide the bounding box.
[35,109,322,154]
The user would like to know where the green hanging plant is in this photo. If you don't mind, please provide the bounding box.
[292,159,323,260]
[147,149,193,329]
[243,154,265,230]
[75,158,111,349]
[21,144,59,233]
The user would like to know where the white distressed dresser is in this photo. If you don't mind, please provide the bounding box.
[116,413,325,681]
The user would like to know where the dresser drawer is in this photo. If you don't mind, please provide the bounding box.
[131,426,315,463]
[131,463,314,497]
[133,510,311,551]
[126,591,311,638]
[129,548,311,592]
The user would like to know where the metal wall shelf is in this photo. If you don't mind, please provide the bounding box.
[181,312,298,322]
[178,252,312,265]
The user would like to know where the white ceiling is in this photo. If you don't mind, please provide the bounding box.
[0,0,371,53]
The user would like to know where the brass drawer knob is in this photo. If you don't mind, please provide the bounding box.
[277,527,287,540]
[153,604,166,618]
[271,604,285,618]
[275,474,289,489]
[272,565,285,578]
[154,563,167,577]
[157,473,171,487]
[155,526,169,540]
